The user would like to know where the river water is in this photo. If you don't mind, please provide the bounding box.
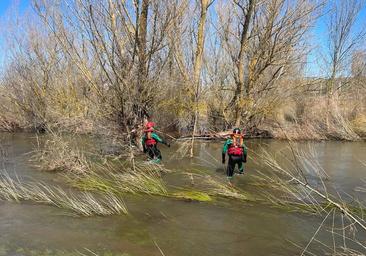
[0,133,365,255]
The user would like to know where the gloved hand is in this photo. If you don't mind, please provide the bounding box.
[222,153,226,164]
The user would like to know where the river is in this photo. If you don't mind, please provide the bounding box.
[0,133,365,256]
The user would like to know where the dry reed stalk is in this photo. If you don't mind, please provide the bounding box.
[259,145,366,230]
[255,143,366,255]
[31,132,90,173]
[67,159,169,196]
[0,172,127,216]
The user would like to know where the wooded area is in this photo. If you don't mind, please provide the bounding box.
[0,0,365,141]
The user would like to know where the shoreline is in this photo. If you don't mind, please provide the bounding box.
[1,129,365,142]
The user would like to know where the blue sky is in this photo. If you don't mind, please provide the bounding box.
[0,0,30,69]
[305,2,366,77]
[0,0,29,16]
[0,0,365,76]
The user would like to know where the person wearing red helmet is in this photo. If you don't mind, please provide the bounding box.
[141,122,170,163]
[222,128,247,181]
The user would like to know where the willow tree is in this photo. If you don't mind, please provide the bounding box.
[162,0,214,156]
[325,0,365,94]
[218,0,318,128]
[324,0,365,131]
[190,0,215,157]
[32,0,180,134]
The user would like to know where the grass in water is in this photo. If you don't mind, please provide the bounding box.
[172,190,212,202]
[31,132,90,174]
[67,160,168,196]
[0,173,127,216]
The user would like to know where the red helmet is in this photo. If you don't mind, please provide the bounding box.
[145,122,155,129]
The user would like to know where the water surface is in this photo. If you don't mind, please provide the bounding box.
[0,133,365,255]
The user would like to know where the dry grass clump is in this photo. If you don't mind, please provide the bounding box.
[31,132,90,173]
[351,113,366,137]
[171,190,212,202]
[67,160,169,196]
[0,116,20,132]
[0,172,127,216]
[31,134,170,197]
[272,96,363,141]
[203,176,249,200]
[180,172,251,201]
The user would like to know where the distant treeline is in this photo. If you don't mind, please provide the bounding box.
[0,0,365,140]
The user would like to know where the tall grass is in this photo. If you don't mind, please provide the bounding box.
[272,95,365,140]
[31,132,90,173]
[67,160,169,196]
[0,173,127,216]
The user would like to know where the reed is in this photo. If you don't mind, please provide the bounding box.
[31,132,90,173]
[67,160,169,196]
[0,173,127,216]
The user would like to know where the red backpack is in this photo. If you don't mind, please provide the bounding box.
[145,131,157,146]
[227,136,244,155]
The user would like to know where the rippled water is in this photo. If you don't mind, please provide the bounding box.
[0,133,365,255]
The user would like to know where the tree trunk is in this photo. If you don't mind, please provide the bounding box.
[234,0,255,127]
[190,0,210,157]
[136,0,149,120]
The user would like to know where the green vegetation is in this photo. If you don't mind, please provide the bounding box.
[172,190,212,202]
[0,173,127,216]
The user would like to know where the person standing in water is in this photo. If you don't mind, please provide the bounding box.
[222,128,247,182]
[141,122,170,163]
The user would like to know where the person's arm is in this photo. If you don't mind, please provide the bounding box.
[152,133,170,147]
[222,140,230,164]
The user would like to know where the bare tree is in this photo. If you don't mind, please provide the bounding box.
[189,0,215,157]
[217,0,318,128]
[325,0,366,94]
[322,0,366,132]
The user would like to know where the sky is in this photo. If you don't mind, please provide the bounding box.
[305,1,366,77]
[0,0,30,21]
[0,0,365,77]
[0,0,30,69]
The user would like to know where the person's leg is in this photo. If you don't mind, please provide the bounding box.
[146,146,155,159]
[238,160,244,174]
[227,156,235,181]
[154,146,162,160]
[151,145,162,163]
[231,156,243,175]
